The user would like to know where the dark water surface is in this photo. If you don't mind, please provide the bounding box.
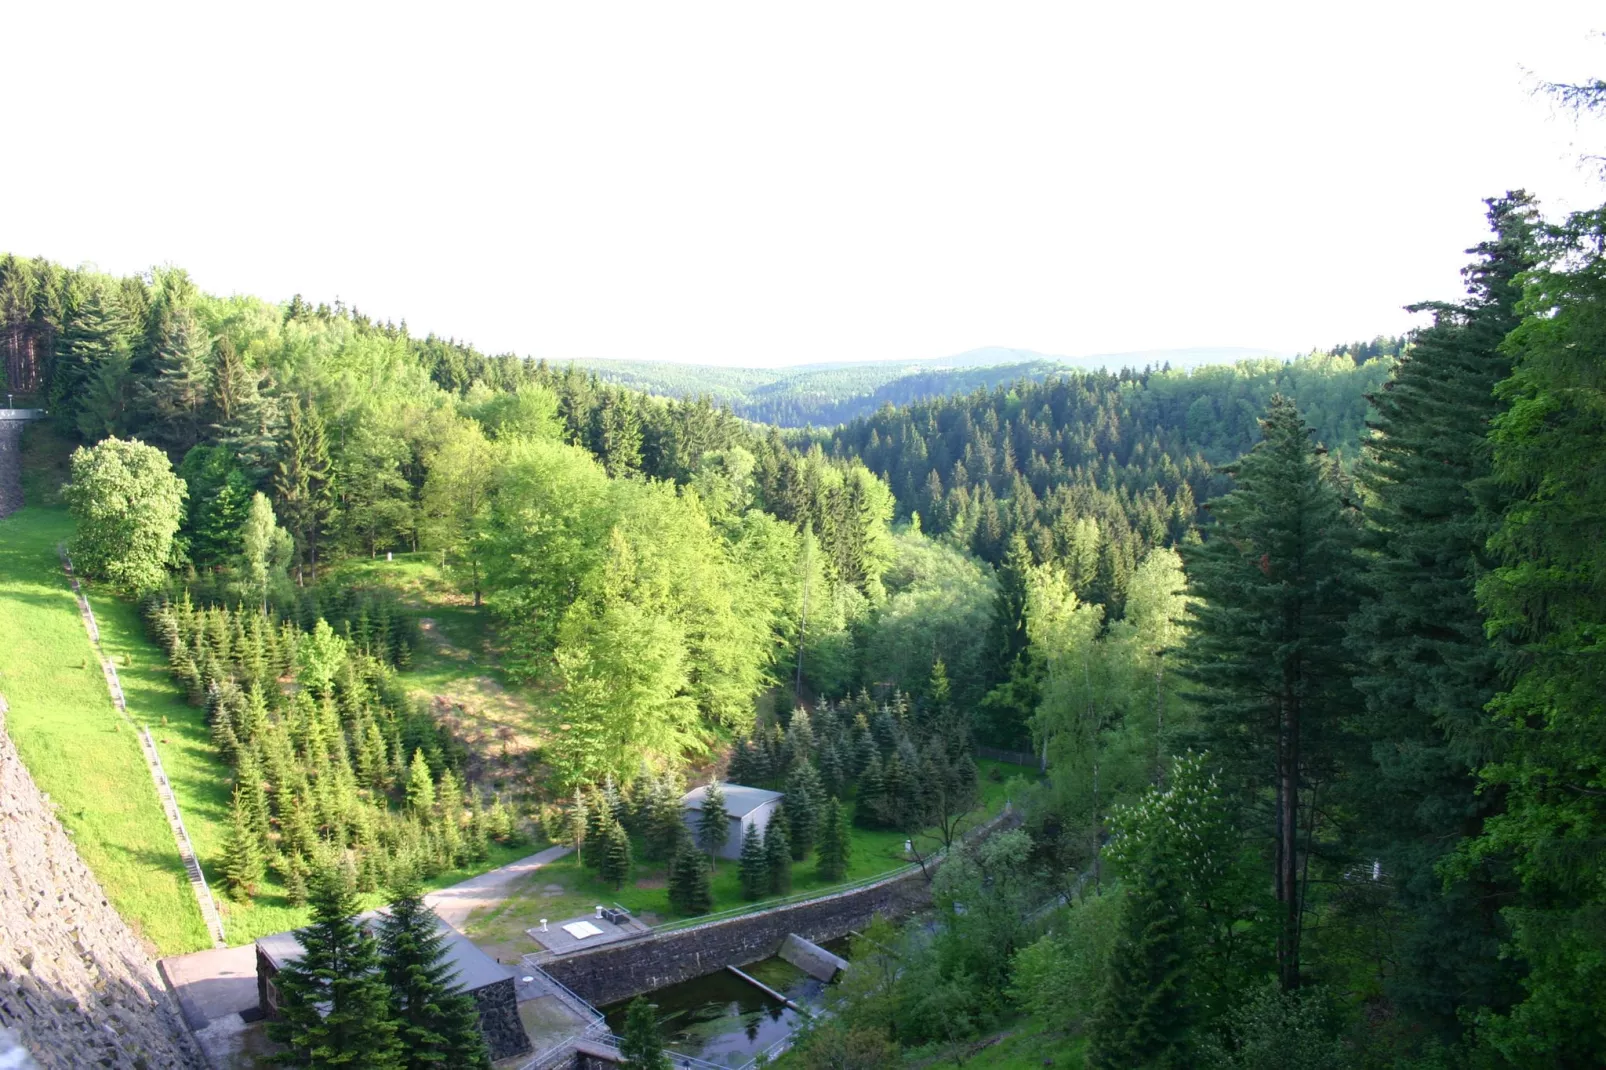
[601,940,849,1067]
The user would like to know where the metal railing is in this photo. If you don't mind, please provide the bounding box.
[513,962,609,1070]
[519,962,605,1025]
[517,1018,609,1070]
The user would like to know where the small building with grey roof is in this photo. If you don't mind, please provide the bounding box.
[682,782,784,860]
[255,907,531,1061]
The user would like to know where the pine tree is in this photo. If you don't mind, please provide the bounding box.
[1347,192,1538,1032]
[138,287,213,453]
[618,997,669,1070]
[763,815,792,895]
[596,390,644,479]
[54,283,133,428]
[268,865,401,1068]
[1181,394,1359,990]
[582,787,608,871]
[668,834,713,916]
[786,706,816,761]
[640,774,685,862]
[738,822,769,900]
[599,817,633,890]
[854,751,885,830]
[786,762,822,860]
[815,796,850,883]
[274,395,335,585]
[235,747,273,847]
[1084,869,1193,1070]
[406,750,436,815]
[377,883,492,1070]
[222,786,265,902]
[1457,201,1606,1065]
[696,781,728,863]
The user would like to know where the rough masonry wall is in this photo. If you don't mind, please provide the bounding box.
[542,868,933,1007]
[0,420,22,519]
[0,705,204,1070]
[473,977,533,1061]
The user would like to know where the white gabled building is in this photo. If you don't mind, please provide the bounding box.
[681,782,783,860]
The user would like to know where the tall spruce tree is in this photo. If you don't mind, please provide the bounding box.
[668,832,713,915]
[268,866,401,1068]
[785,762,822,860]
[696,781,728,863]
[763,813,792,894]
[274,395,335,584]
[738,821,769,899]
[596,816,633,890]
[377,884,492,1070]
[137,284,213,453]
[1348,192,1538,1034]
[1459,203,1606,1066]
[52,282,133,426]
[816,796,851,882]
[1181,395,1358,990]
[1085,868,1193,1070]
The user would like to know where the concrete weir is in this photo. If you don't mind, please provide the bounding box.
[778,933,848,982]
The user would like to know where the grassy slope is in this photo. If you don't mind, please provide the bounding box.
[0,428,535,954]
[0,503,213,953]
[465,760,1028,959]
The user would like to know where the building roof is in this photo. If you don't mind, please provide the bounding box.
[257,907,510,993]
[683,782,783,819]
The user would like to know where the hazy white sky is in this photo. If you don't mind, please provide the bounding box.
[7,2,1604,367]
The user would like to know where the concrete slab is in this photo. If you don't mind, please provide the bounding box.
[526,912,648,955]
[159,944,260,1031]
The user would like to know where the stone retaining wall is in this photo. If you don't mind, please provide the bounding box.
[0,702,205,1069]
[0,419,23,519]
[541,867,934,1007]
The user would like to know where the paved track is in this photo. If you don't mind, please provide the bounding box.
[425,843,573,930]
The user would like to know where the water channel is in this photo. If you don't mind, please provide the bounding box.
[600,939,850,1067]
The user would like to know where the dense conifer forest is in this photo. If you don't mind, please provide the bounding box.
[3,173,1604,1068]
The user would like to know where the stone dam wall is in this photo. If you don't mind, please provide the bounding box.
[0,702,204,1069]
[541,865,935,1007]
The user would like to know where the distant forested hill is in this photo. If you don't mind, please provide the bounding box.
[818,350,1397,597]
[576,345,1292,427]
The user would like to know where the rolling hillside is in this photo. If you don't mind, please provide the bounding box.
[575,345,1287,426]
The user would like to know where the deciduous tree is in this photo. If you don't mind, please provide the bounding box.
[65,436,186,593]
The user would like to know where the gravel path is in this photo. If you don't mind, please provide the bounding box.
[425,843,573,931]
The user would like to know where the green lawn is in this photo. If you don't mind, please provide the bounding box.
[465,760,1028,960]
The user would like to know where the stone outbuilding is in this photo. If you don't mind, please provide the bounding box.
[255,908,531,1061]
[682,782,784,861]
